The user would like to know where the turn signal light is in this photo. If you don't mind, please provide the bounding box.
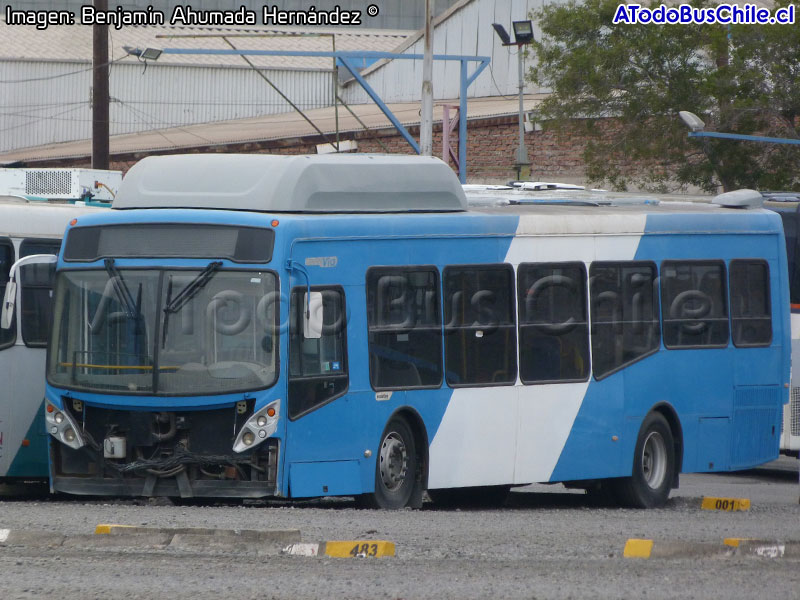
[267,407,276,417]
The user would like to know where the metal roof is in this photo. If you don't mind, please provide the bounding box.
[0,94,546,163]
[0,20,412,70]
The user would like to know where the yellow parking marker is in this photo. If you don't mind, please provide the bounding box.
[95,524,136,535]
[324,540,395,558]
[623,538,654,558]
[723,537,752,547]
[701,497,751,511]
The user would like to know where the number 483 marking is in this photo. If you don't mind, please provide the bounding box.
[349,542,379,557]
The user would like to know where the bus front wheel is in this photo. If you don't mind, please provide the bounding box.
[612,412,675,508]
[359,417,418,509]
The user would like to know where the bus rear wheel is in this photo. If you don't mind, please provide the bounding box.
[359,417,418,509]
[612,412,675,508]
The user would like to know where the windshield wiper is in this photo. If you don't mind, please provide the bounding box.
[104,258,139,318]
[164,261,223,314]
[161,261,222,347]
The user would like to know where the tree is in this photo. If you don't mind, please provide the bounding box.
[530,0,800,192]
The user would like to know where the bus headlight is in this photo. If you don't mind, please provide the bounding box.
[233,399,280,453]
[45,400,86,450]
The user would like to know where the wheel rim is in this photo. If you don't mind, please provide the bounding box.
[641,431,668,489]
[378,431,408,492]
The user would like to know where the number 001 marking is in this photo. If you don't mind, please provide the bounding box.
[701,497,751,511]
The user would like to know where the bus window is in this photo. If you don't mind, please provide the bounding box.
[775,211,800,304]
[517,262,590,384]
[729,260,772,347]
[288,287,348,419]
[661,260,728,349]
[0,238,14,349]
[366,266,442,390]
[443,264,517,386]
[590,262,660,379]
[19,238,61,347]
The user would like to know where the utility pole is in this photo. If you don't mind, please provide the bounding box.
[492,20,534,181]
[420,0,434,156]
[514,47,529,178]
[92,0,110,169]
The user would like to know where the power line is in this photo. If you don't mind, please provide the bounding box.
[0,56,128,84]
[0,104,86,134]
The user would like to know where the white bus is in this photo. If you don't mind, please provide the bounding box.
[762,194,800,455]
[0,196,107,485]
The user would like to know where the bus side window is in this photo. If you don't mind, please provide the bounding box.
[443,264,517,386]
[517,262,590,384]
[777,211,800,305]
[661,260,729,349]
[729,260,772,347]
[288,286,348,419]
[366,266,443,390]
[19,238,61,347]
[0,238,15,349]
[590,262,660,379]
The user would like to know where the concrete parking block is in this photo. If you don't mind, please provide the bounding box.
[0,529,65,547]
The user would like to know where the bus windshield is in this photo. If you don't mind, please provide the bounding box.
[48,268,279,395]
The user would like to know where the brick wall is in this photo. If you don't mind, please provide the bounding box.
[29,114,602,185]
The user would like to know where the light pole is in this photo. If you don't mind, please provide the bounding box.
[493,20,534,180]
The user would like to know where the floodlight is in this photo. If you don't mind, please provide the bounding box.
[512,20,534,44]
[123,46,162,61]
[492,23,511,45]
[679,110,705,132]
[140,48,162,61]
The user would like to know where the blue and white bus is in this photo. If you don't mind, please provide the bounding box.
[22,154,790,508]
[0,196,106,486]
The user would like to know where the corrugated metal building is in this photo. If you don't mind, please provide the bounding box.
[0,21,411,153]
[341,0,543,104]
[0,0,562,183]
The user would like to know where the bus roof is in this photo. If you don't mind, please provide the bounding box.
[0,196,107,239]
[113,154,468,214]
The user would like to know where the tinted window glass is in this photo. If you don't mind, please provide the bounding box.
[590,262,660,378]
[0,239,14,349]
[661,261,728,349]
[49,269,279,395]
[729,260,771,347]
[288,287,348,419]
[776,212,800,304]
[444,264,517,386]
[366,267,442,389]
[19,239,60,347]
[518,262,589,383]
[64,224,274,263]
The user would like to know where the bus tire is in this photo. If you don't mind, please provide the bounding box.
[359,417,417,509]
[612,412,675,508]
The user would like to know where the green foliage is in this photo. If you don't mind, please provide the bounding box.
[530,0,800,191]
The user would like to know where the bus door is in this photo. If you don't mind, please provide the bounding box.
[284,286,360,497]
[1,247,59,478]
